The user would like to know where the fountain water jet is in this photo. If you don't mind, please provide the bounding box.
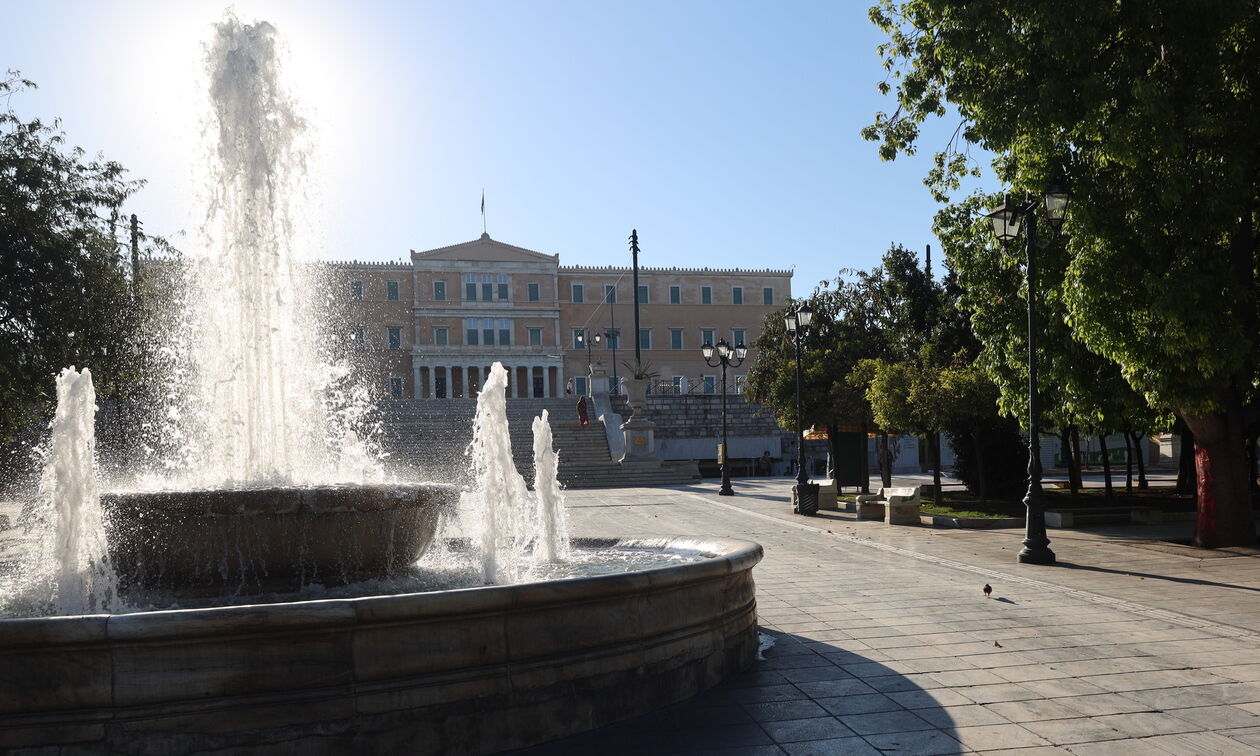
[0,14,762,753]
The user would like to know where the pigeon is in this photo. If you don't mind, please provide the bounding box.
[983,584,993,598]
[994,641,1003,648]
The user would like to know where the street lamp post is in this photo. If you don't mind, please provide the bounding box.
[784,304,816,514]
[702,338,748,496]
[985,181,1070,565]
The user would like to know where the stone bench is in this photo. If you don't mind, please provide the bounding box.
[855,486,922,525]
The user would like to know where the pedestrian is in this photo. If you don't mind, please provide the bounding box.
[576,395,590,426]
[755,451,772,476]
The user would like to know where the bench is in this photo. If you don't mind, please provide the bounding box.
[856,486,922,525]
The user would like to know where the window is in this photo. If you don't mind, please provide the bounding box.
[606,329,620,349]
[465,318,479,345]
[386,280,400,301]
[609,375,620,395]
[481,274,493,302]
[387,327,402,350]
[762,286,774,305]
[638,330,651,350]
[527,282,540,302]
[498,275,509,301]
[482,318,495,346]
[669,285,681,304]
[498,319,511,346]
[573,329,587,349]
[637,284,648,304]
[671,376,684,394]
[702,376,716,394]
[352,327,365,345]
[733,329,747,347]
[528,327,542,346]
[604,284,617,304]
[433,327,448,346]
[575,376,588,396]
[433,281,446,301]
[732,286,743,305]
[350,280,363,300]
[701,286,713,305]
[465,274,477,300]
[701,329,716,346]
[571,284,584,303]
[670,329,684,350]
[388,377,404,398]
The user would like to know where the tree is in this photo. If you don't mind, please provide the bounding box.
[0,74,146,443]
[867,3,1259,546]
[746,276,886,492]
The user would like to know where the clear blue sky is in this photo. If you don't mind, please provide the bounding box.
[2,0,984,295]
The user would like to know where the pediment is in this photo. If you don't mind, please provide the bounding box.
[413,234,557,264]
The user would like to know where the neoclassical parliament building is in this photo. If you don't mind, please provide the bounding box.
[333,233,793,400]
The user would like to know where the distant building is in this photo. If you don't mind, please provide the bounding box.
[333,233,793,399]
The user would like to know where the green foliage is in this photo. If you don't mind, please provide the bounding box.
[0,73,147,439]
[866,1,1258,421]
[949,418,1030,499]
[622,359,658,380]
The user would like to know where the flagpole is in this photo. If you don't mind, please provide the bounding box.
[481,191,487,235]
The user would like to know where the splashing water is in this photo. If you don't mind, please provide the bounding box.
[532,410,569,563]
[172,15,376,487]
[42,368,120,615]
[466,364,534,583]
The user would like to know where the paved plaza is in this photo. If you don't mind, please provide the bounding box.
[526,478,1260,755]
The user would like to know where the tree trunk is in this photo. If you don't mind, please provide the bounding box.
[1123,429,1134,493]
[1247,429,1259,492]
[931,432,942,507]
[972,426,988,503]
[1175,417,1197,494]
[1071,427,1084,476]
[1060,430,1078,500]
[827,424,841,491]
[1182,405,1257,548]
[1130,431,1148,489]
[1099,434,1114,499]
[859,421,870,494]
[878,432,892,489]
[1067,427,1083,496]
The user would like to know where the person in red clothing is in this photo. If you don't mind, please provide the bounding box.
[576,395,590,426]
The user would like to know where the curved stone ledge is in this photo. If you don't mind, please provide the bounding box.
[0,536,763,755]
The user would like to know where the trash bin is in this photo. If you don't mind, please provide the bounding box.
[792,483,820,516]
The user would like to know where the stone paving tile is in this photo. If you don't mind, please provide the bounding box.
[759,716,855,744]
[532,485,1260,754]
[1165,703,1260,730]
[913,703,1010,728]
[835,709,936,735]
[1131,730,1258,755]
[1019,717,1128,744]
[815,693,903,716]
[1060,738,1178,755]
[886,688,974,710]
[779,736,882,755]
[742,700,831,723]
[863,728,967,755]
[1090,711,1199,737]
[975,748,1072,756]
[950,723,1051,751]
[980,699,1088,723]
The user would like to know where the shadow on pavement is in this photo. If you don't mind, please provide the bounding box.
[1052,560,1260,593]
[517,627,958,755]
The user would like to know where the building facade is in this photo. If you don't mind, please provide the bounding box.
[335,233,793,399]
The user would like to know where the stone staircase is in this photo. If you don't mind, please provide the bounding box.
[379,398,698,489]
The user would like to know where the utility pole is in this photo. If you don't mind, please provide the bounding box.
[130,214,141,304]
[630,229,642,367]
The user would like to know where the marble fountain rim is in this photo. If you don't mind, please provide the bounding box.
[0,535,763,642]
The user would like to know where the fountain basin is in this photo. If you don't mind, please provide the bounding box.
[0,536,761,754]
[101,484,453,590]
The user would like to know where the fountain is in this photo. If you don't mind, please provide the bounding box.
[0,14,760,755]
